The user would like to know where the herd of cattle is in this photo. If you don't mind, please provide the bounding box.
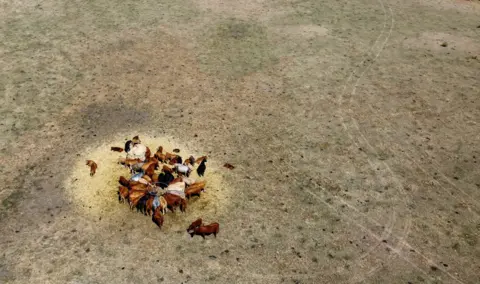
[85,136,220,238]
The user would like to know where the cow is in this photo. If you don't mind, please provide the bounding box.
[196,159,207,177]
[145,195,155,216]
[136,194,150,214]
[118,186,129,203]
[152,207,164,229]
[188,222,219,239]
[145,147,152,160]
[195,156,207,164]
[86,160,97,176]
[157,172,174,189]
[186,218,202,232]
[154,148,166,163]
[119,176,130,187]
[174,163,191,177]
[128,189,148,210]
[156,196,168,214]
[165,152,177,162]
[185,185,204,199]
[162,193,187,213]
[162,165,174,174]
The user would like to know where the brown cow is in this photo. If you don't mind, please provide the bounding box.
[168,157,179,165]
[145,195,155,216]
[118,186,129,203]
[185,181,206,199]
[119,158,141,167]
[156,146,163,154]
[119,176,130,187]
[195,156,207,164]
[188,222,219,239]
[141,160,158,172]
[170,177,183,185]
[141,162,156,179]
[142,175,152,183]
[158,196,168,214]
[185,186,204,199]
[154,147,166,162]
[86,160,97,176]
[130,183,148,191]
[128,190,148,210]
[186,218,202,232]
[152,173,159,183]
[145,147,152,160]
[162,165,174,174]
[165,152,177,161]
[152,207,164,229]
[150,157,160,170]
[162,193,187,213]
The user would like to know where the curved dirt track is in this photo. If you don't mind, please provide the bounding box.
[1,0,479,283]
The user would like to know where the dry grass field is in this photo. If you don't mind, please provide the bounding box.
[1,0,479,283]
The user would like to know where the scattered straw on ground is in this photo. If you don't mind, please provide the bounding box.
[63,134,230,221]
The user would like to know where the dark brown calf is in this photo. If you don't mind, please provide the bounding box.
[189,222,219,239]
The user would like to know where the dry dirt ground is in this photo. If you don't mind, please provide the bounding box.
[1,0,479,283]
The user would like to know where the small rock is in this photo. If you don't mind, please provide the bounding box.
[440,42,448,47]
[85,248,90,253]
[179,269,183,274]
[121,267,125,270]
[430,265,438,271]
[209,255,217,259]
